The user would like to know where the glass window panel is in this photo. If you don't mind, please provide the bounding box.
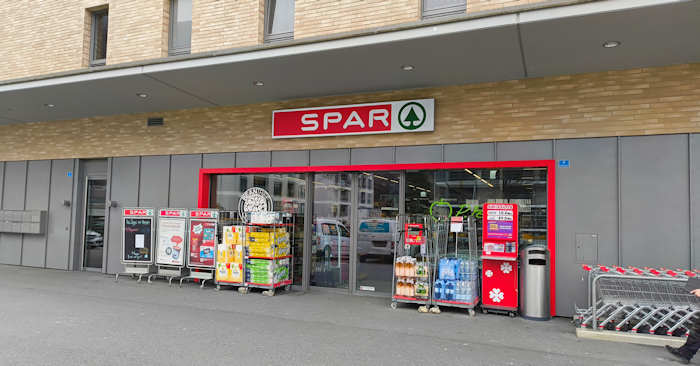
[210,173,305,285]
[91,10,108,63]
[357,171,399,294]
[83,179,107,268]
[170,0,192,54]
[405,171,434,215]
[266,0,294,37]
[311,172,351,289]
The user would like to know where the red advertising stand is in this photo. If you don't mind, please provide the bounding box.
[481,203,519,316]
[179,209,219,288]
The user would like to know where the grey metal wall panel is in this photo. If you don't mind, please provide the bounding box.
[169,154,202,208]
[554,138,618,316]
[310,149,350,166]
[203,153,236,169]
[236,151,271,168]
[46,159,74,270]
[620,134,689,268]
[81,159,108,176]
[106,157,140,274]
[444,143,495,162]
[0,163,4,216]
[396,145,442,164]
[351,147,395,165]
[0,161,26,265]
[21,160,51,267]
[271,150,309,167]
[496,140,553,161]
[691,134,699,269]
[138,155,170,208]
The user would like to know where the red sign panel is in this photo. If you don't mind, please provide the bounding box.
[123,209,152,216]
[272,99,434,139]
[190,210,216,218]
[160,209,185,217]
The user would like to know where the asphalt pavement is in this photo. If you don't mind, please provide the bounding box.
[0,265,687,366]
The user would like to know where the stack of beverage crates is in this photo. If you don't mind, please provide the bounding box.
[246,258,289,284]
[434,258,478,303]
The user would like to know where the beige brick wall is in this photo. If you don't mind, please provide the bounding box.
[294,0,420,39]
[106,0,170,64]
[190,0,264,53]
[0,63,698,162]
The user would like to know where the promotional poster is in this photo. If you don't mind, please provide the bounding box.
[156,218,186,266]
[188,220,216,267]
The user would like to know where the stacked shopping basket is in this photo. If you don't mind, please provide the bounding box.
[576,264,700,337]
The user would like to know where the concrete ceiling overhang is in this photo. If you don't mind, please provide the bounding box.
[0,0,698,125]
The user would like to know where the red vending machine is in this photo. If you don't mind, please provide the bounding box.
[481,203,519,316]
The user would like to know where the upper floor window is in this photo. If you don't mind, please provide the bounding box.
[90,9,109,66]
[265,0,294,42]
[169,0,192,55]
[422,0,466,19]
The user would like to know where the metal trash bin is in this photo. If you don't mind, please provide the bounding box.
[519,245,550,320]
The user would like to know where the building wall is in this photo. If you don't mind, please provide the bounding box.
[0,63,698,162]
[1,134,698,317]
[190,0,264,53]
[1,0,573,82]
[293,0,420,39]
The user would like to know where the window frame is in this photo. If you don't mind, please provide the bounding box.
[422,0,467,19]
[264,0,295,43]
[169,0,192,56]
[89,9,108,67]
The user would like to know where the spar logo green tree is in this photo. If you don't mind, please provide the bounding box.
[398,102,427,130]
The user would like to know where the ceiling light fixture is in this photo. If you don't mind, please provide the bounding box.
[253,81,264,86]
[401,65,415,71]
[44,103,55,108]
[136,93,149,98]
[603,41,621,48]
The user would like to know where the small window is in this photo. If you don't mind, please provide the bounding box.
[422,0,466,19]
[265,0,294,42]
[90,9,109,66]
[169,0,192,55]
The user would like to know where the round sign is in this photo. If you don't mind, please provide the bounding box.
[238,187,273,222]
[398,102,427,130]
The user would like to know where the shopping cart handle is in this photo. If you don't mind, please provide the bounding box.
[649,269,660,276]
[666,270,678,277]
[616,267,626,274]
[600,266,610,272]
[582,264,592,271]
[633,268,643,275]
[685,271,696,277]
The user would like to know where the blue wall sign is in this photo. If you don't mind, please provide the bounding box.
[67,171,73,177]
[558,160,570,168]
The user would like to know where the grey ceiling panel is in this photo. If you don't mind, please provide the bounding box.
[0,74,213,123]
[147,24,523,107]
[520,0,700,78]
[444,143,495,162]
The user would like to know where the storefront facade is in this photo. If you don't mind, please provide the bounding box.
[0,0,699,317]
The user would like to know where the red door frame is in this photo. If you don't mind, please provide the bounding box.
[197,160,556,316]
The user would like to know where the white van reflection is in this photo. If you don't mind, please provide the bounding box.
[312,219,352,259]
[357,218,396,263]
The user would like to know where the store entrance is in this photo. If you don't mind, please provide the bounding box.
[82,178,107,270]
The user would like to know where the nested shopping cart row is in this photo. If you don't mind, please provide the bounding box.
[576,265,700,337]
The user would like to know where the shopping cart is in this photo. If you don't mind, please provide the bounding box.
[576,264,700,337]
[390,215,435,313]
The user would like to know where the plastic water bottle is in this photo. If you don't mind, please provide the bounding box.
[445,280,454,301]
[434,279,443,300]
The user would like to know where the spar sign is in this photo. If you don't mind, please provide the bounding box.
[272,99,434,139]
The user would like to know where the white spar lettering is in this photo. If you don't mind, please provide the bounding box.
[369,109,389,127]
[300,108,390,131]
[323,112,342,130]
[301,113,318,131]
